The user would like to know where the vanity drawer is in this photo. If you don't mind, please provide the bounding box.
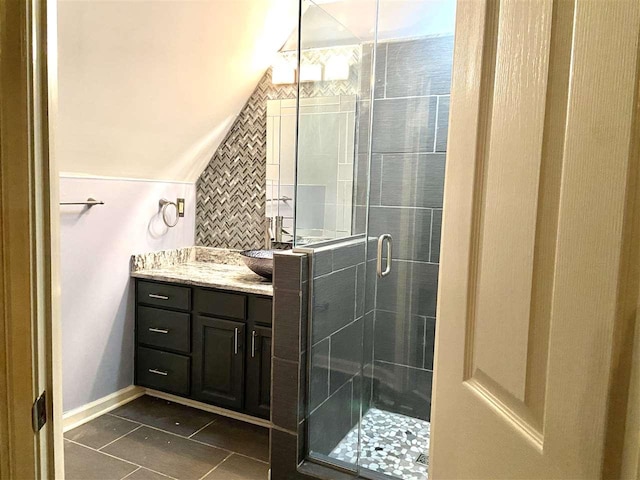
[137,306,190,353]
[194,288,246,320]
[136,347,190,396]
[248,296,272,326]
[137,281,191,311]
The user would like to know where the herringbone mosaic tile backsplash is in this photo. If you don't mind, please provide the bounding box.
[196,47,360,250]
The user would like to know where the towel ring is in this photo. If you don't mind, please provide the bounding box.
[159,198,179,228]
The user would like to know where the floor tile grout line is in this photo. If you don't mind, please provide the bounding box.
[124,422,270,464]
[228,451,269,465]
[98,424,143,452]
[188,418,218,439]
[120,466,141,480]
[197,452,234,480]
[65,438,180,480]
[106,412,270,463]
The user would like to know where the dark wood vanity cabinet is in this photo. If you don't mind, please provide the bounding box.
[245,325,272,418]
[134,279,272,419]
[192,316,245,410]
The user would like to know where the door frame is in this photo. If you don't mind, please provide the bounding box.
[2,0,640,478]
[0,0,63,478]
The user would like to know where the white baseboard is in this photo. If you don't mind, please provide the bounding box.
[144,389,272,429]
[63,385,145,432]
[62,385,272,433]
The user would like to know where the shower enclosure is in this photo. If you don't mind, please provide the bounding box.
[291,1,455,479]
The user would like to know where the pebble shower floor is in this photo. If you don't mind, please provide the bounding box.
[329,408,430,480]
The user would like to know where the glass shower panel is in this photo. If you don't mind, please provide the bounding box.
[294,1,373,245]
[296,0,377,474]
[299,0,455,479]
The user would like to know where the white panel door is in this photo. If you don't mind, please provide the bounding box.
[430,0,640,478]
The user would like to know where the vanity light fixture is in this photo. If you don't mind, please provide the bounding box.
[272,61,296,85]
[324,55,350,81]
[299,63,323,82]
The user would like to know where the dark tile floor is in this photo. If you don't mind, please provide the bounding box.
[64,395,270,480]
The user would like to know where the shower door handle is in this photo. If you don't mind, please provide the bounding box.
[377,234,393,278]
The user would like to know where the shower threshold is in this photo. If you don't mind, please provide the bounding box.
[329,408,431,480]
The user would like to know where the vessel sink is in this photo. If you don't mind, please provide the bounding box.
[240,250,274,280]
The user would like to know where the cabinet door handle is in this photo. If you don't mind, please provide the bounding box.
[251,330,257,358]
[148,327,169,334]
[148,368,168,376]
[148,294,169,300]
[234,327,239,355]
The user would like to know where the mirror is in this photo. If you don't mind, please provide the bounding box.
[266,94,357,244]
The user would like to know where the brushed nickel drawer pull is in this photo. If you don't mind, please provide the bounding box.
[148,327,169,334]
[148,294,169,300]
[234,328,239,355]
[251,330,257,358]
[148,368,168,376]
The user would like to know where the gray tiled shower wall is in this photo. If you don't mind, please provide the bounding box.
[354,34,454,421]
[269,34,453,478]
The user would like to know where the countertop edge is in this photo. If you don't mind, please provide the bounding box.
[131,271,273,297]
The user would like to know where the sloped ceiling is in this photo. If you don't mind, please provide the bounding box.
[282,0,456,51]
[56,0,298,182]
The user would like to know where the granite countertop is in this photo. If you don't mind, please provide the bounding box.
[130,247,273,297]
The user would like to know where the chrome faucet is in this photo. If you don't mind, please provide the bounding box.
[274,216,284,243]
[264,218,273,250]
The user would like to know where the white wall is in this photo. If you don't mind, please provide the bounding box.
[56,0,299,411]
[57,0,298,182]
[60,175,195,412]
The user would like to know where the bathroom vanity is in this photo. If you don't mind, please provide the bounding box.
[130,248,273,419]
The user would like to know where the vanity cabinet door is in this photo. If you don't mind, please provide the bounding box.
[245,326,272,419]
[192,316,245,410]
